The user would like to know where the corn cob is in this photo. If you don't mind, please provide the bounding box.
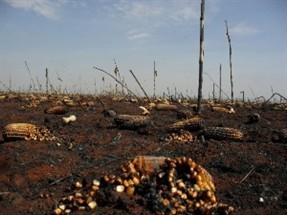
[44,105,69,115]
[203,126,244,141]
[114,114,151,129]
[103,109,117,118]
[211,106,235,113]
[3,123,38,141]
[176,109,193,119]
[63,99,77,107]
[156,103,177,111]
[54,156,235,214]
[3,123,56,142]
[149,103,178,111]
[168,116,204,132]
[272,128,287,143]
[247,113,260,123]
[121,156,215,191]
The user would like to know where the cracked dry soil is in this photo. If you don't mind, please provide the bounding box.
[0,94,286,215]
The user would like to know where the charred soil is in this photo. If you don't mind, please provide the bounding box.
[0,94,286,215]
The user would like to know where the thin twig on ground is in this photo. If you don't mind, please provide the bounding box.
[109,133,122,146]
[48,175,71,187]
[239,166,256,184]
[0,192,10,195]
[201,135,208,147]
[96,96,106,107]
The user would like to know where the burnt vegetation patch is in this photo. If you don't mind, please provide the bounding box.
[0,93,286,214]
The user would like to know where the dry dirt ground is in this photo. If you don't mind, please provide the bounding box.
[0,93,286,215]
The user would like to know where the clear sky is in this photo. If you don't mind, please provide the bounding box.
[1,0,286,100]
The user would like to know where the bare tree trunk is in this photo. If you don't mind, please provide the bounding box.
[225,20,234,102]
[197,0,205,114]
[219,63,222,102]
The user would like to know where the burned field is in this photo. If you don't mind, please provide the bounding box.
[0,93,286,215]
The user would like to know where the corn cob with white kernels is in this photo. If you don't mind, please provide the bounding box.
[3,123,56,141]
[203,126,244,141]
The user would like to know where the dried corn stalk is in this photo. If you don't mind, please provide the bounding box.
[204,126,243,141]
[3,123,56,142]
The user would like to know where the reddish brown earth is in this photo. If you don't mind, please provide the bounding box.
[0,93,286,215]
